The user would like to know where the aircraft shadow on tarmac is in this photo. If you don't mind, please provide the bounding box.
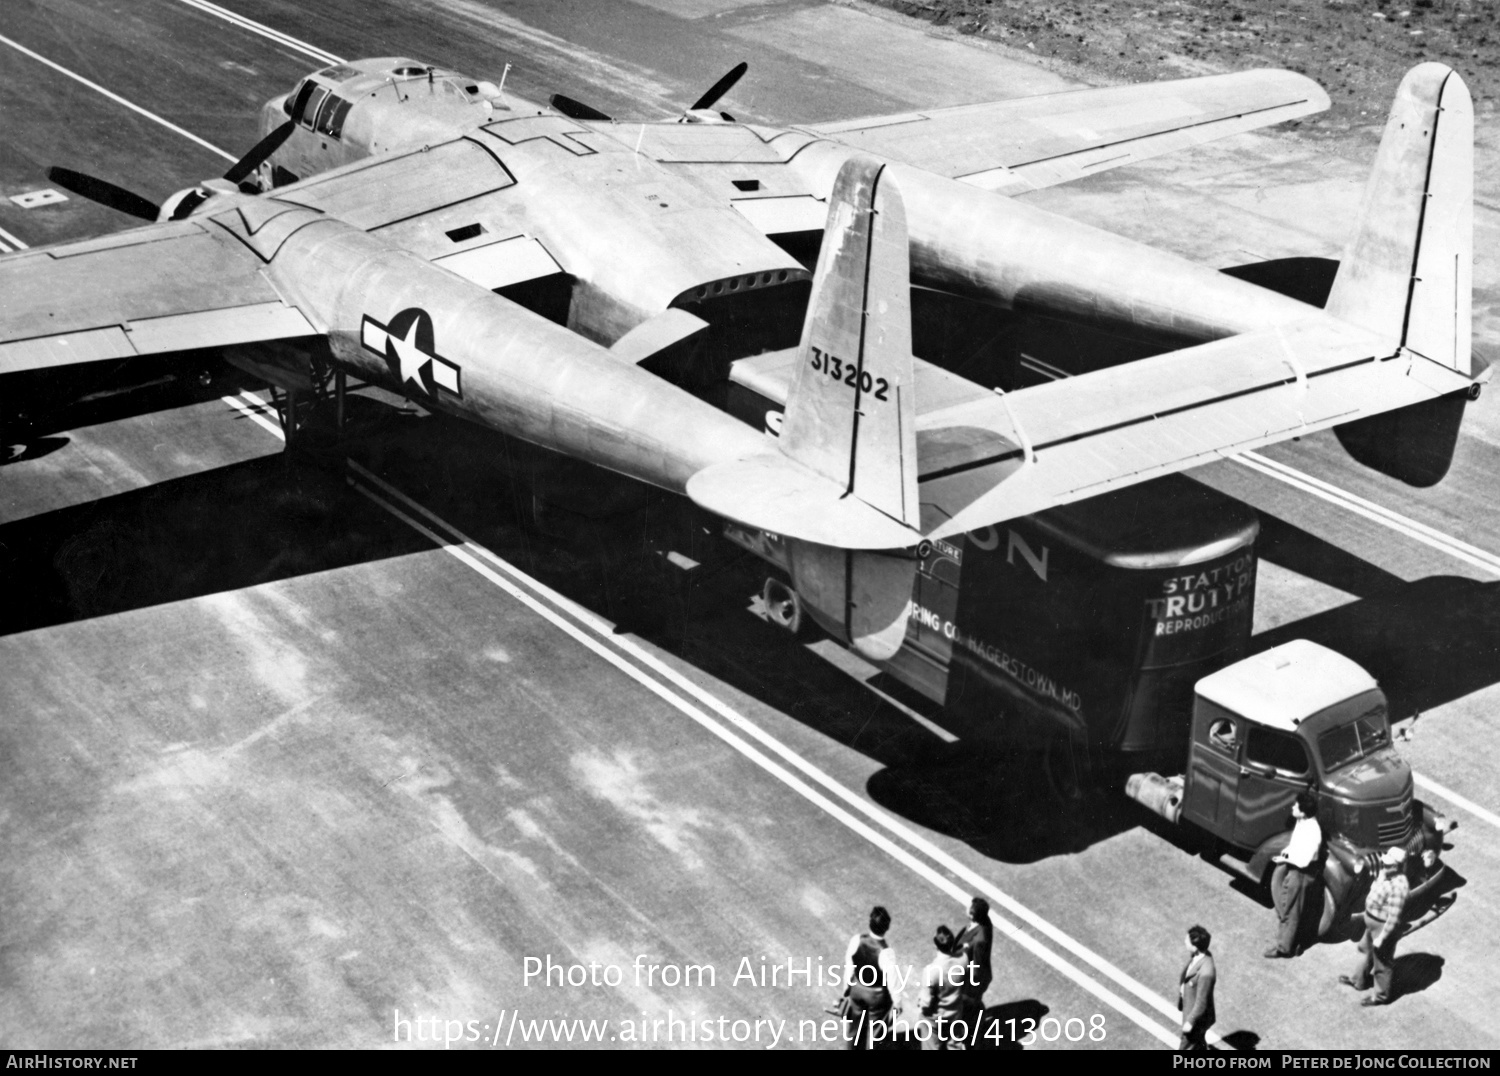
[0,394,442,637]
[1,437,68,467]
[1252,514,1500,718]
[6,357,1496,870]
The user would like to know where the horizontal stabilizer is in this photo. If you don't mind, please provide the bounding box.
[687,454,924,549]
[916,316,1475,538]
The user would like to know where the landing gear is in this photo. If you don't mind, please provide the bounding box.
[265,364,350,459]
[222,342,353,456]
[761,576,804,635]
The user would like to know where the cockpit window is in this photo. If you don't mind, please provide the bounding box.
[316,64,361,83]
[298,85,329,129]
[288,80,317,124]
[1318,703,1391,771]
[314,94,353,139]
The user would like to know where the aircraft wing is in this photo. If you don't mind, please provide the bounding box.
[916,317,1475,538]
[807,69,1329,193]
[0,219,317,376]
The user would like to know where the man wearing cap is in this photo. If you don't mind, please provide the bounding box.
[1339,847,1409,1006]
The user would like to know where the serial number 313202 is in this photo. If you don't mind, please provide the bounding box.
[808,346,891,401]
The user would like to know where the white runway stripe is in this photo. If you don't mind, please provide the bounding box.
[172,0,343,66]
[0,32,235,164]
[222,392,283,440]
[1416,773,1500,832]
[1233,449,1500,577]
[346,458,1200,1048]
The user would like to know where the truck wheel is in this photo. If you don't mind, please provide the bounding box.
[761,577,804,636]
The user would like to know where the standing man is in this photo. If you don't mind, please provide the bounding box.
[1177,925,1216,1053]
[956,896,993,1024]
[1339,846,1409,1006]
[842,905,902,1049]
[919,925,969,1050]
[1265,790,1323,958]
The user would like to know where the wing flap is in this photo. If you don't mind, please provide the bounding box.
[811,69,1329,193]
[0,220,316,376]
[918,317,1474,537]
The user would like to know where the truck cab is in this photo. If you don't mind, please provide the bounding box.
[1141,640,1456,935]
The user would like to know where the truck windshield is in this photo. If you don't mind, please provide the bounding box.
[1317,697,1391,771]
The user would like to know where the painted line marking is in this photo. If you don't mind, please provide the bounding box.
[1234,449,1500,577]
[173,0,344,66]
[1416,772,1500,832]
[0,224,29,250]
[0,32,236,165]
[222,392,283,439]
[9,189,67,209]
[344,457,1195,1048]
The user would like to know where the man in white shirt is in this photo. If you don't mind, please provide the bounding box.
[1265,791,1323,958]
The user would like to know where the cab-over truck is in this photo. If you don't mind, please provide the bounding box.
[1126,639,1456,936]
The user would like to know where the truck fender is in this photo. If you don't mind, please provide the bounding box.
[1416,798,1458,850]
[1319,855,1357,938]
[1247,832,1291,884]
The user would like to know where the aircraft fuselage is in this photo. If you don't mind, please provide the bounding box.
[255,59,1319,372]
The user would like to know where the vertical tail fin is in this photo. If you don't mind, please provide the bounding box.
[779,156,920,530]
[1325,63,1472,375]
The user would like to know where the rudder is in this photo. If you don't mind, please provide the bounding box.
[1326,64,1475,486]
[1325,63,1472,374]
[779,156,920,530]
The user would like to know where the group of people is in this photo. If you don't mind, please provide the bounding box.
[840,791,1417,1052]
[840,897,993,1050]
[1266,790,1411,1009]
[1177,790,1414,1052]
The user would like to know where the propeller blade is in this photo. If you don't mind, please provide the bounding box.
[549,94,612,122]
[222,121,295,185]
[688,62,747,112]
[47,167,160,221]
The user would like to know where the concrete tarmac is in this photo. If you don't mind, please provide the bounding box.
[1,0,1498,1051]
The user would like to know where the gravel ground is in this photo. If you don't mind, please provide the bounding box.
[864,0,1497,146]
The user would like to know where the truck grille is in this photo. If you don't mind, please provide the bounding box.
[1378,804,1414,846]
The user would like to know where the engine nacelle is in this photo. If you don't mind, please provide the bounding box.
[157,178,239,222]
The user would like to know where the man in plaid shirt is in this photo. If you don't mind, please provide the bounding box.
[1339,846,1409,1006]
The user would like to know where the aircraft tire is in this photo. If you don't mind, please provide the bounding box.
[761,577,804,636]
